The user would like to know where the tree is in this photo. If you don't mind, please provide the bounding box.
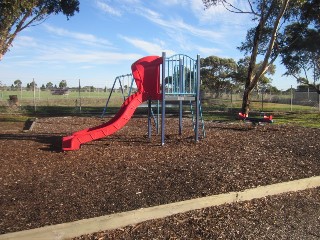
[0,0,79,60]
[46,81,53,89]
[27,81,37,91]
[59,80,67,88]
[200,56,237,97]
[203,0,300,114]
[280,0,320,93]
[13,79,22,89]
[281,24,320,93]
[40,84,46,91]
[235,57,276,90]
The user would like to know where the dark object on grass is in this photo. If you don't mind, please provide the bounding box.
[238,113,273,125]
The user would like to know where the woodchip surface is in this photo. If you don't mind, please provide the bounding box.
[0,116,319,238]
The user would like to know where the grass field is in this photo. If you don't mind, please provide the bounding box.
[0,90,127,108]
[0,89,319,128]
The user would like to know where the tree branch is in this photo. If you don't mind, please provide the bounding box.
[250,0,290,89]
[221,0,259,16]
[247,0,258,15]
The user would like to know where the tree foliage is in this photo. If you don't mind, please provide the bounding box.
[13,79,22,88]
[59,80,67,88]
[280,0,320,93]
[26,81,37,90]
[0,0,80,60]
[46,81,53,89]
[200,55,276,96]
[235,57,275,88]
[200,56,237,96]
[203,0,302,114]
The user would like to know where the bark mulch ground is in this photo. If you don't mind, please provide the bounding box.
[0,116,319,238]
[75,187,320,240]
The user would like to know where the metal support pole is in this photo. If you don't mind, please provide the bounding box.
[157,100,160,134]
[195,55,200,142]
[118,76,126,102]
[179,59,183,135]
[148,99,152,140]
[179,101,183,135]
[161,52,166,145]
[101,78,117,117]
[128,74,134,97]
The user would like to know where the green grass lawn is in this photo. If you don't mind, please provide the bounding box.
[1,91,319,128]
[274,112,320,128]
[202,99,320,128]
[202,111,320,128]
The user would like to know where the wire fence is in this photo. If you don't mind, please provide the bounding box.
[0,88,319,115]
[201,88,320,113]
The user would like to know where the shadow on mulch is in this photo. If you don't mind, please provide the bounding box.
[0,133,63,152]
[208,124,254,132]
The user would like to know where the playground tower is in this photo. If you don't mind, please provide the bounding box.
[62,52,203,150]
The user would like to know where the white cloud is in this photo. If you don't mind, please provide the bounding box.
[135,6,222,41]
[159,0,186,6]
[119,35,175,56]
[196,46,221,57]
[121,0,140,3]
[43,24,112,47]
[96,0,122,17]
[13,36,38,48]
[37,47,141,65]
[80,65,95,69]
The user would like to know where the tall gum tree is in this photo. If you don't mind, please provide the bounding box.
[280,0,320,94]
[202,0,301,114]
[0,0,80,61]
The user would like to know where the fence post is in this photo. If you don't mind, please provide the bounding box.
[230,87,233,110]
[33,78,36,113]
[290,85,293,112]
[78,79,82,114]
[318,85,320,112]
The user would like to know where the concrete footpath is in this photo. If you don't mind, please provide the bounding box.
[1,176,319,240]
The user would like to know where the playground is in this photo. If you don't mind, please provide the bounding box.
[0,54,320,239]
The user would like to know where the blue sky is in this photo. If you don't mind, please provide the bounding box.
[0,0,296,90]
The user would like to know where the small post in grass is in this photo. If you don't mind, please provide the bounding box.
[290,85,293,112]
[33,78,36,113]
[78,79,82,114]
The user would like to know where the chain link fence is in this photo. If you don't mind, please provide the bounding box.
[1,87,319,115]
[201,88,320,113]
[0,88,125,115]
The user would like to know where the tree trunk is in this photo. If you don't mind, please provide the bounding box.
[241,88,251,115]
[240,0,290,115]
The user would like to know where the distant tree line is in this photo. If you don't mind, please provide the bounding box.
[3,79,111,93]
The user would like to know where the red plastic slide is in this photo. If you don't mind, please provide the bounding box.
[62,56,162,151]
